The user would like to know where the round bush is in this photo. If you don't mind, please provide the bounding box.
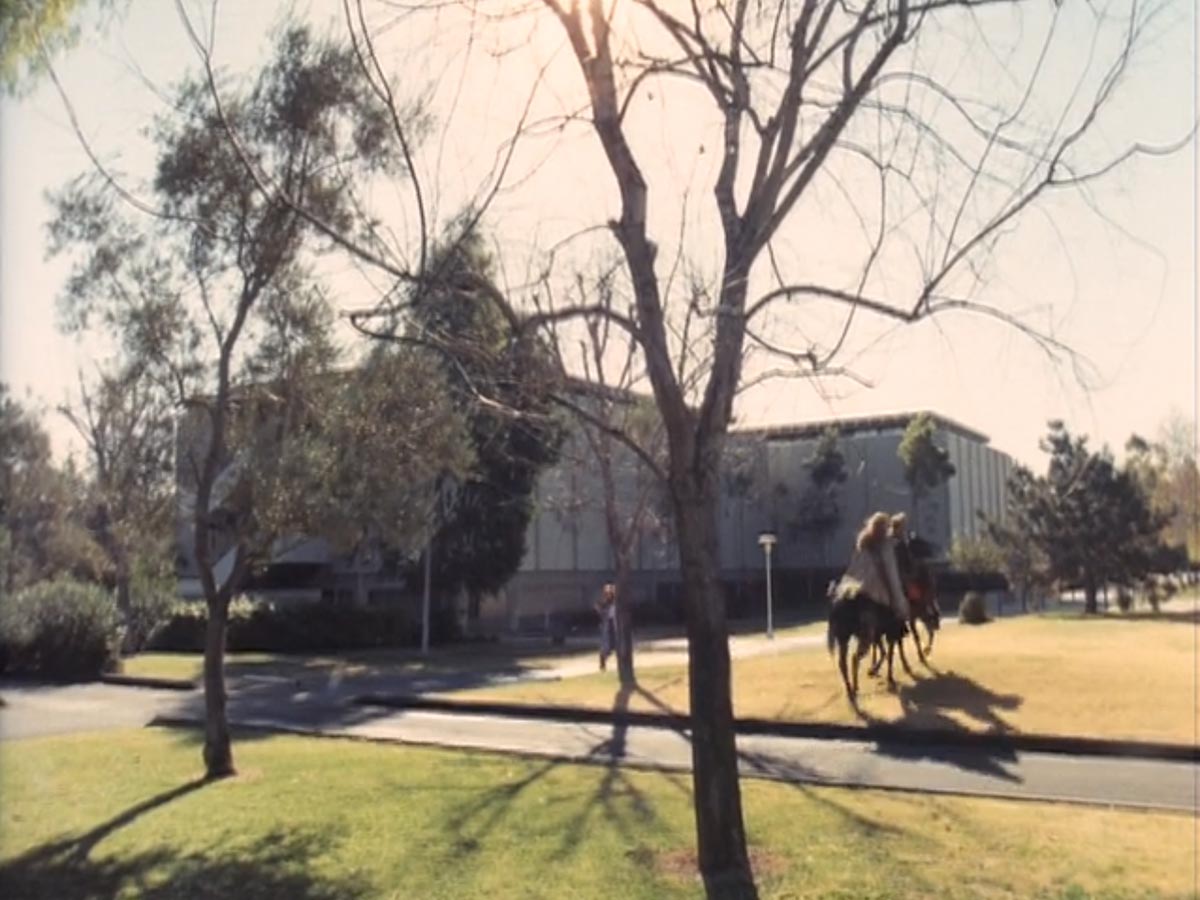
[0,579,120,679]
[958,591,990,625]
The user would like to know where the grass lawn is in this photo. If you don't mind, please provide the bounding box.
[445,605,1200,745]
[118,643,586,685]
[0,727,1193,899]
[118,620,826,685]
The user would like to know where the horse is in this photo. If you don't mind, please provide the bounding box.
[826,583,910,700]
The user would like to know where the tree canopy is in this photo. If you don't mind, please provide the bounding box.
[0,384,103,593]
[0,0,105,93]
[403,232,564,603]
[59,361,175,621]
[898,413,956,520]
[47,22,453,779]
[989,421,1170,614]
[795,426,847,560]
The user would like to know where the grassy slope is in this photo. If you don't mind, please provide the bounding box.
[447,611,1200,744]
[0,728,1193,900]
[118,645,580,684]
[118,621,826,684]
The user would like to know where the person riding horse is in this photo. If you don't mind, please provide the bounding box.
[826,512,913,698]
[868,514,941,675]
[833,512,910,617]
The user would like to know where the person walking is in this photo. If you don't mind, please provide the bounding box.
[595,582,618,671]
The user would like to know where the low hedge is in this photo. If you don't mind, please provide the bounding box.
[147,597,457,653]
[0,579,121,680]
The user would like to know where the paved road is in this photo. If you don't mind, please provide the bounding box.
[2,679,1194,813]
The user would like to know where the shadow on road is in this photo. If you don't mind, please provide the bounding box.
[854,669,1024,782]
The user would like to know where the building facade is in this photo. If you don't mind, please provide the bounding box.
[177,400,1015,632]
[490,410,1015,631]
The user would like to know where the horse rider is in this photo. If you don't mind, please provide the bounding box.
[831,511,911,621]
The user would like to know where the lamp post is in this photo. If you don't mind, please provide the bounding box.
[757,532,778,639]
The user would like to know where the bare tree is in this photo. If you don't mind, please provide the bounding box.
[499,4,1188,892]
[538,269,670,685]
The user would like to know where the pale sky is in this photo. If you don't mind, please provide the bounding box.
[0,0,1196,469]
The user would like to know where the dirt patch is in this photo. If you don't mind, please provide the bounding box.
[652,846,788,883]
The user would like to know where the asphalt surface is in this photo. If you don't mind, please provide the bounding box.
[2,677,1195,814]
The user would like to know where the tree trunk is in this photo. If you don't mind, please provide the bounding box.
[614,555,636,687]
[203,595,235,779]
[115,563,133,651]
[113,554,132,624]
[115,568,132,620]
[1083,580,1099,615]
[675,480,757,900]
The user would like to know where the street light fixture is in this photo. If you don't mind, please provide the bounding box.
[757,531,778,639]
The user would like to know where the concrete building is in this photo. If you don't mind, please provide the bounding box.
[491,411,1015,631]
[176,395,1015,632]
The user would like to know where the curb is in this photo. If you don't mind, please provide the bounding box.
[352,694,1200,764]
[143,715,1195,815]
[101,673,197,692]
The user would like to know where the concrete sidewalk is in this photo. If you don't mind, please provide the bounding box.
[174,705,1198,814]
[4,679,1195,813]
[534,625,836,679]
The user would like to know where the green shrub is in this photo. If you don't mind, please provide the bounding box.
[124,582,179,653]
[145,601,207,651]
[227,601,415,652]
[147,597,255,652]
[0,579,120,679]
[147,596,436,653]
[958,591,989,625]
[121,561,180,652]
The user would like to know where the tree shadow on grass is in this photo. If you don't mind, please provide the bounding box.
[0,784,368,900]
[557,681,688,857]
[854,669,1024,781]
[3,779,208,869]
[432,680,688,887]
[777,778,914,841]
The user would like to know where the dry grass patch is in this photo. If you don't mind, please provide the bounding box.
[448,606,1200,744]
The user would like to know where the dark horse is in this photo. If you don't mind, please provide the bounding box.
[826,589,907,699]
